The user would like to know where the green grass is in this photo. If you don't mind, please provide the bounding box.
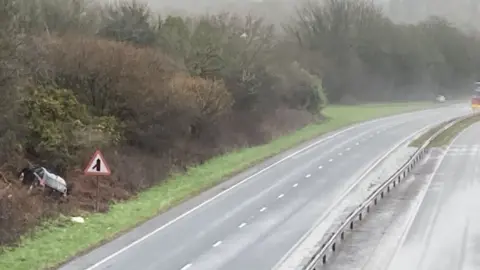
[0,102,434,270]
[409,122,447,147]
[427,113,480,148]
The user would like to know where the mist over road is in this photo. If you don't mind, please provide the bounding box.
[323,117,480,270]
[59,104,470,270]
[388,121,480,270]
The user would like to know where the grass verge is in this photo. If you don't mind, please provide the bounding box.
[409,121,449,147]
[428,113,480,148]
[0,102,435,270]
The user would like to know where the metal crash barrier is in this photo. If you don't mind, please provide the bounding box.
[302,112,478,270]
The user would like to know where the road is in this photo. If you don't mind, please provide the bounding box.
[323,119,480,270]
[388,121,480,270]
[60,104,470,270]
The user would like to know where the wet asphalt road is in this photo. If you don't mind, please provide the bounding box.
[59,104,470,270]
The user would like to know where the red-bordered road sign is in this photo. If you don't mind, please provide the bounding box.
[84,150,111,176]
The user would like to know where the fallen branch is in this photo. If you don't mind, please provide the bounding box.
[0,171,10,184]
[0,183,11,199]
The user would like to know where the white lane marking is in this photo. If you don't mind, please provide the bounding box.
[181,263,192,270]
[305,174,311,178]
[346,147,351,151]
[385,125,471,269]
[293,183,298,188]
[84,109,442,270]
[338,152,343,156]
[213,241,222,247]
[272,122,439,270]
[238,222,246,228]
[260,207,267,212]
[356,142,360,145]
[278,194,285,199]
[318,166,323,169]
[329,159,333,162]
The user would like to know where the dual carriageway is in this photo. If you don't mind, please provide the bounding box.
[61,102,479,270]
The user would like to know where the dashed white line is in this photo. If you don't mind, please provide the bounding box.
[305,174,311,178]
[318,165,323,169]
[239,222,247,228]
[181,263,192,270]
[356,142,360,145]
[278,194,285,199]
[293,183,298,188]
[213,241,222,247]
[329,159,333,162]
[260,207,267,212]
[346,147,351,151]
[338,152,343,156]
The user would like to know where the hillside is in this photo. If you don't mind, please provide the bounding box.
[1,0,480,263]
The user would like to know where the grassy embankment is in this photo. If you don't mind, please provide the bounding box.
[410,111,480,148]
[0,102,435,270]
[428,113,480,147]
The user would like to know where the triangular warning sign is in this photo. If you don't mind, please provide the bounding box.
[84,150,111,176]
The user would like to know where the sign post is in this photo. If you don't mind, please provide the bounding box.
[84,149,111,212]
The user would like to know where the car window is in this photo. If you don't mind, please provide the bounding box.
[33,167,45,178]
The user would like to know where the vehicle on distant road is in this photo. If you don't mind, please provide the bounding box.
[436,95,446,103]
[472,82,480,111]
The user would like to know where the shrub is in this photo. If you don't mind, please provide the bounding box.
[22,85,121,172]
[0,0,480,248]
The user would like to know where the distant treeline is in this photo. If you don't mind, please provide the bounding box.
[0,0,479,245]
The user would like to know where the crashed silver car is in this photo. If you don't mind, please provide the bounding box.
[18,166,72,196]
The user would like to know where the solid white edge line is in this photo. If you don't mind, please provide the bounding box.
[385,124,471,269]
[180,263,192,270]
[83,107,449,270]
[271,121,439,270]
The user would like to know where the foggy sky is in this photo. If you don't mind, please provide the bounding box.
[97,0,480,30]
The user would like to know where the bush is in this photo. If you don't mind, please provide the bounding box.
[22,85,121,173]
[0,0,480,247]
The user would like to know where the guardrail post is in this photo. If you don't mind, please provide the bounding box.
[301,116,466,270]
